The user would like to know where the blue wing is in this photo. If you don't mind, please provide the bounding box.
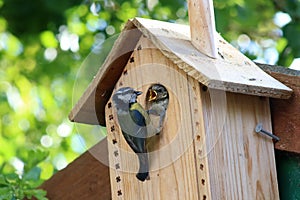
[129,103,147,127]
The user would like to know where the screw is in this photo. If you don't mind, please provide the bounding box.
[255,123,280,142]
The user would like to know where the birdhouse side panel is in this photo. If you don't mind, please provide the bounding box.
[200,89,279,199]
[105,36,203,199]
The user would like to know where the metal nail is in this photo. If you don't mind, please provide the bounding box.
[255,123,280,142]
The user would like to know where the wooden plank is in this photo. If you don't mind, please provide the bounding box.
[187,77,212,200]
[200,89,279,199]
[131,17,292,99]
[40,138,111,199]
[258,63,300,154]
[69,20,142,126]
[105,36,200,199]
[188,0,217,58]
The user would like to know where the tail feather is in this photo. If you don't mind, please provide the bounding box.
[136,153,149,181]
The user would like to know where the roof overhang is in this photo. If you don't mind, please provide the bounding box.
[69,17,292,126]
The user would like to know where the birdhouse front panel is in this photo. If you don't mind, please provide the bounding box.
[105,36,210,199]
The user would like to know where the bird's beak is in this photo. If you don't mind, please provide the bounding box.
[148,89,157,101]
[135,91,143,96]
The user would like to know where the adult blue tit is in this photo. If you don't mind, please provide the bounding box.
[146,84,169,134]
[112,87,150,182]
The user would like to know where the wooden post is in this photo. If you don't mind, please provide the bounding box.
[259,64,300,154]
[188,0,217,58]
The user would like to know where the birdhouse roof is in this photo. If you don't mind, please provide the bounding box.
[69,17,292,126]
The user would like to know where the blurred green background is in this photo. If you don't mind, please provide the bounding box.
[0,0,300,199]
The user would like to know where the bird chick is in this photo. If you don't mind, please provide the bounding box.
[112,87,150,181]
[146,84,169,134]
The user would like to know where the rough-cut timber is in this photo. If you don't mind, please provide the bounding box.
[105,37,202,200]
[188,0,217,58]
[69,17,292,126]
[68,21,142,126]
[43,65,296,199]
[40,139,111,200]
[102,36,279,199]
[200,89,279,199]
[258,64,300,154]
[130,18,291,99]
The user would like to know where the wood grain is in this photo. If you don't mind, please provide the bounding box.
[200,88,279,199]
[69,17,292,126]
[131,17,291,99]
[188,0,217,58]
[40,138,111,199]
[187,77,212,200]
[258,64,300,154]
[69,20,142,126]
[105,36,201,200]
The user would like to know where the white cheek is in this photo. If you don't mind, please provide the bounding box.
[117,93,131,102]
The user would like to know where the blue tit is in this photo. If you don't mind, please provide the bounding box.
[112,87,150,182]
[146,84,169,134]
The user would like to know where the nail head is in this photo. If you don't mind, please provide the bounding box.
[255,123,263,133]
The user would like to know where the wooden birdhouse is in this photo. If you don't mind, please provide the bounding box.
[69,1,292,199]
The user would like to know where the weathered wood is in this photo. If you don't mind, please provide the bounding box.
[200,88,279,199]
[257,63,300,154]
[188,0,217,58]
[40,138,111,199]
[69,20,142,126]
[105,36,201,199]
[42,63,298,199]
[69,17,292,126]
[131,18,292,99]
[187,77,212,200]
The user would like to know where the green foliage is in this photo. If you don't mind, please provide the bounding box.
[1,0,82,36]
[0,0,299,198]
[0,149,48,200]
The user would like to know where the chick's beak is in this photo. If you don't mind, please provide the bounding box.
[148,89,157,101]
